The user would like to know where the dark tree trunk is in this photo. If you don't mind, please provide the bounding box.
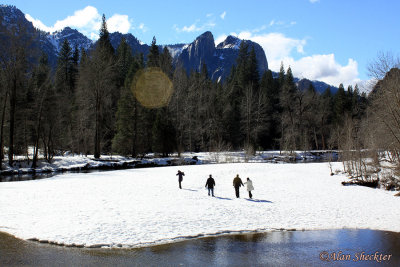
[0,91,8,170]
[8,78,17,166]
[94,93,100,158]
[131,99,137,158]
[32,95,45,168]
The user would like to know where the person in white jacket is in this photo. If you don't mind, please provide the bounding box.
[244,178,254,199]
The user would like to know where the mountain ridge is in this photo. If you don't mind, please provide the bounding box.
[0,5,335,92]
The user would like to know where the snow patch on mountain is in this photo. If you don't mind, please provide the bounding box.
[165,44,186,58]
[47,27,93,53]
[216,35,242,50]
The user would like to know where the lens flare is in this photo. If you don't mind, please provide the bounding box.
[131,67,173,108]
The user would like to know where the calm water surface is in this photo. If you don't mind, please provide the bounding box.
[1,229,399,266]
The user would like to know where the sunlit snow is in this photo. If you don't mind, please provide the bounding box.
[0,162,399,248]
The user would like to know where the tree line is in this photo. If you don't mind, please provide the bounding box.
[0,15,369,168]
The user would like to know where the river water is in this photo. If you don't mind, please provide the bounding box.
[1,229,399,266]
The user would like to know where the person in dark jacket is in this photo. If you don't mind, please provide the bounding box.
[233,174,244,198]
[176,170,185,189]
[205,174,216,197]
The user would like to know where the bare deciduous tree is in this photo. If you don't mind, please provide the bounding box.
[367,51,400,81]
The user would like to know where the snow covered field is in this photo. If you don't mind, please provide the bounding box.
[0,162,399,248]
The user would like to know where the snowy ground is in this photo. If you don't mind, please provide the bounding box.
[0,162,399,248]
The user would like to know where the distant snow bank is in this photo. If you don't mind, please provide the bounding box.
[0,162,399,248]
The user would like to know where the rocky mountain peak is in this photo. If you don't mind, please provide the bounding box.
[49,27,93,53]
[0,5,34,31]
[216,35,241,49]
[196,31,214,42]
[109,32,149,55]
[187,31,215,60]
[0,5,25,21]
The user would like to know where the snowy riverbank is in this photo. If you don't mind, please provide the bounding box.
[0,162,399,248]
[0,150,337,177]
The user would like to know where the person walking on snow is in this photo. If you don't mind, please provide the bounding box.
[205,174,216,197]
[177,170,185,189]
[233,174,244,198]
[244,177,254,199]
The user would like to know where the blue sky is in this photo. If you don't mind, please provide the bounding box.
[3,0,400,87]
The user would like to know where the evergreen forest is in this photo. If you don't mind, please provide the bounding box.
[1,14,391,171]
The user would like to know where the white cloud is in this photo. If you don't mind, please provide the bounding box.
[138,23,147,32]
[175,21,216,33]
[181,24,199,32]
[281,54,359,87]
[252,25,267,33]
[229,31,360,87]
[220,11,226,20]
[269,20,284,27]
[215,34,227,46]
[107,14,131,34]
[25,6,135,40]
[90,32,99,40]
[234,32,306,59]
[55,6,100,30]
[310,0,320,3]
[25,14,53,32]
[268,19,296,29]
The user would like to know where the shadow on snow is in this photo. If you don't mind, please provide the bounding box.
[213,196,232,200]
[182,188,198,192]
[245,198,273,203]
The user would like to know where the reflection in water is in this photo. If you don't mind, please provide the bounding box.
[1,229,399,266]
[0,169,114,182]
[0,172,54,182]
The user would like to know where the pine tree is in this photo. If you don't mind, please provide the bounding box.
[142,37,176,155]
[278,62,285,88]
[301,83,319,150]
[30,53,53,167]
[319,87,334,149]
[71,44,80,82]
[280,66,298,151]
[152,108,176,156]
[160,46,173,78]
[112,86,136,156]
[200,63,208,80]
[98,14,115,56]
[259,70,279,148]
[224,77,243,149]
[169,64,189,154]
[236,41,250,88]
[334,83,346,125]
[116,37,133,88]
[112,55,145,157]
[54,39,75,152]
[75,48,91,155]
[77,14,116,158]
[224,42,262,151]
[56,39,72,88]
[248,46,259,88]
[147,36,160,68]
